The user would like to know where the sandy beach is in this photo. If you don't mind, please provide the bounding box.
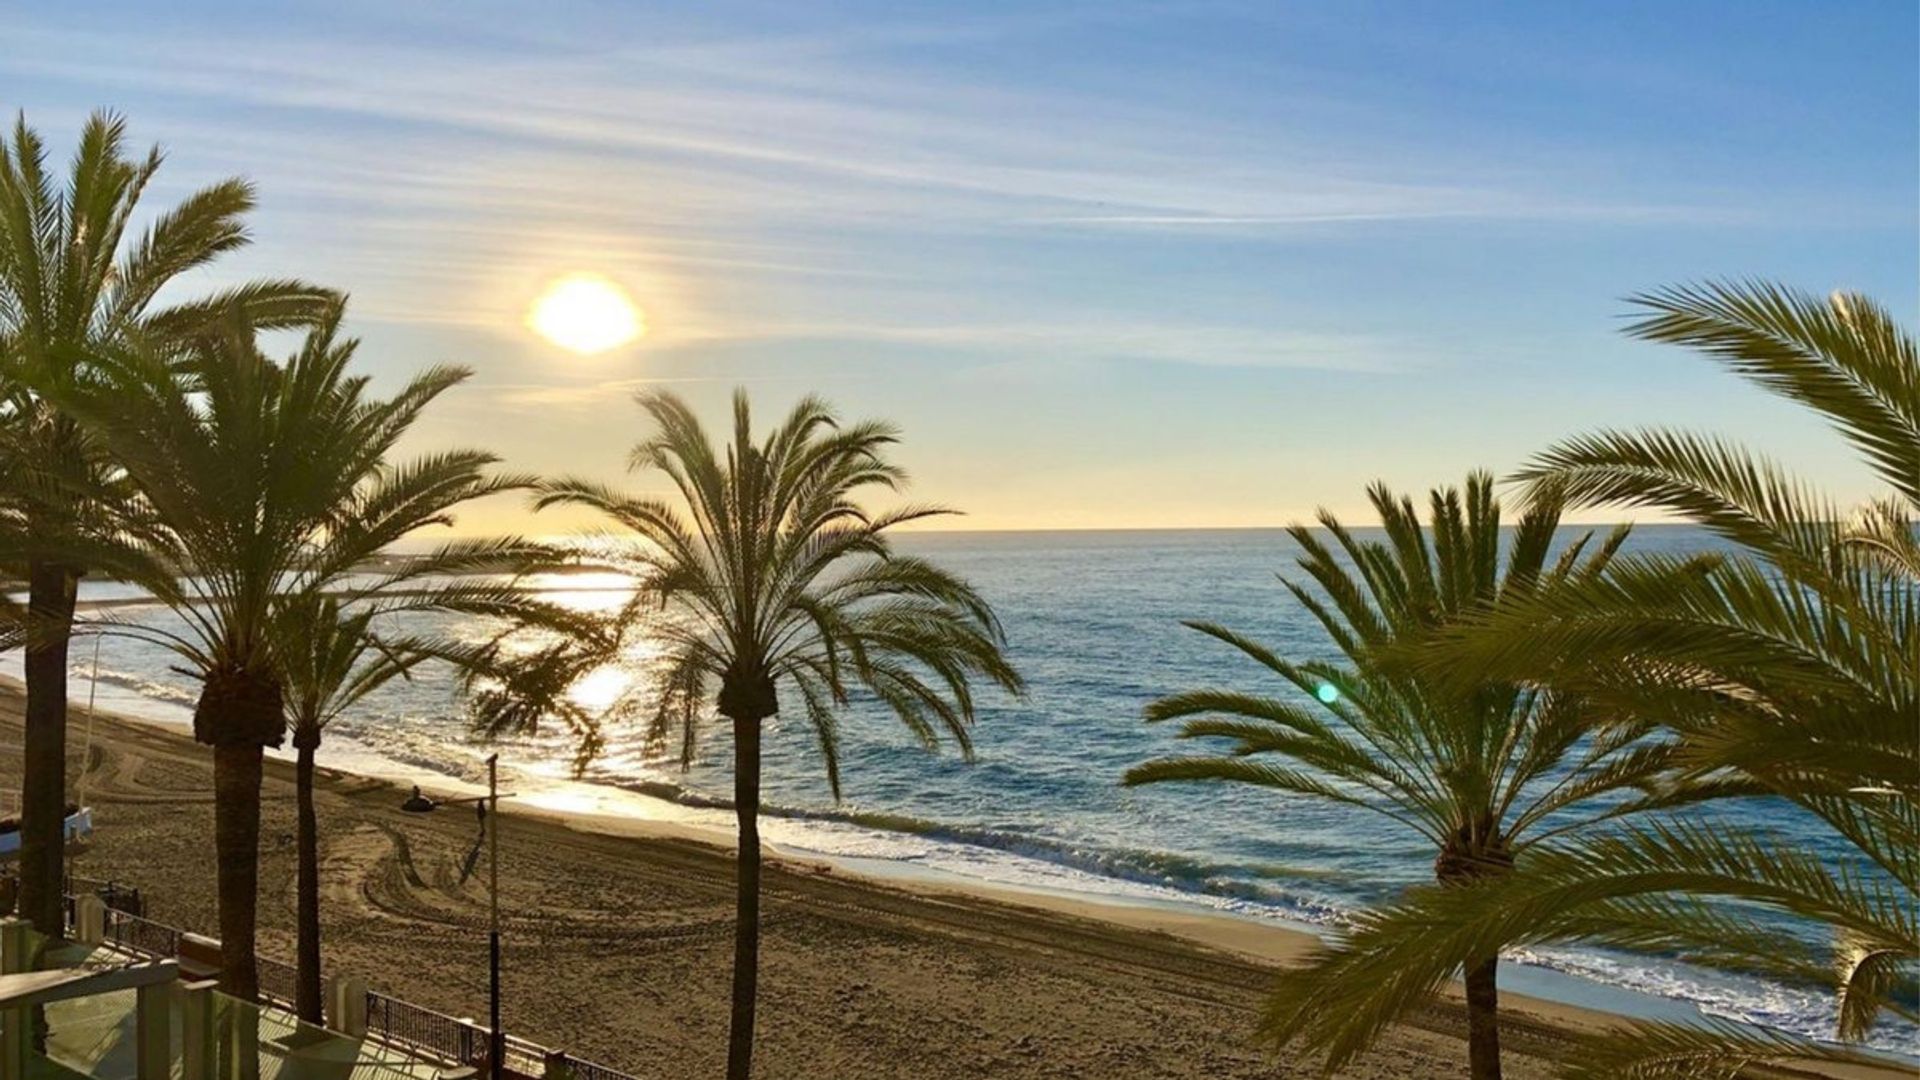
[1,681,1900,1080]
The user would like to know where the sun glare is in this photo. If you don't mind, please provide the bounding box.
[528,273,644,354]
[568,665,633,713]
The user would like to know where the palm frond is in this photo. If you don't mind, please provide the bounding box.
[476,389,1020,800]
[1623,280,1918,505]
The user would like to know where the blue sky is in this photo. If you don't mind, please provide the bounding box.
[7,1,1916,531]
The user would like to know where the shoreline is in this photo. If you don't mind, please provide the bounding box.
[499,775,1680,1022]
[7,666,1714,1024]
[0,676,1904,1068]
[11,666,1819,1038]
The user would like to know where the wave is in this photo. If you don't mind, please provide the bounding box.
[1510,944,1917,1053]
[322,711,1356,919]
[76,665,199,708]
[319,712,1355,922]
[585,772,1361,925]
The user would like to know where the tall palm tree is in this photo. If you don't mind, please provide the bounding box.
[0,111,331,935]
[1228,282,1916,1079]
[69,302,532,1006]
[474,389,1023,1080]
[1125,474,1678,1080]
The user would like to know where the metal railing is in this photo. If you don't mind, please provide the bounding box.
[101,906,182,961]
[365,989,486,1066]
[359,993,566,1078]
[37,877,646,1080]
[560,1054,641,1080]
[500,1033,554,1077]
[256,954,300,1009]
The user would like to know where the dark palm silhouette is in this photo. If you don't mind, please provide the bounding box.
[1253,283,1918,1078]
[0,111,330,935]
[474,389,1023,1080]
[1128,474,1672,1080]
[76,303,528,1010]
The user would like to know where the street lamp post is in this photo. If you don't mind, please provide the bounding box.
[400,754,507,1080]
[486,754,501,1080]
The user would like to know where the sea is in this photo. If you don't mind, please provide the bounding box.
[11,525,1913,1055]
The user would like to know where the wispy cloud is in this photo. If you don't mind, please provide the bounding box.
[488,375,778,408]
[2,7,1761,377]
[481,318,1408,411]
[680,320,1409,370]
[5,16,1714,237]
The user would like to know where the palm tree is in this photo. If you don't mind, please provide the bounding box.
[69,302,531,1006]
[474,389,1023,1080]
[276,586,580,1025]
[275,596,417,1023]
[1227,282,1916,1078]
[1125,474,1678,1080]
[0,111,331,935]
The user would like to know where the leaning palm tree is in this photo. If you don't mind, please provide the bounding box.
[1232,282,1917,1078]
[474,389,1023,1080]
[69,302,533,1007]
[0,111,331,935]
[1125,474,1678,1080]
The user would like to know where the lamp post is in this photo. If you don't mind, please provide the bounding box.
[400,754,508,1080]
[487,754,500,1080]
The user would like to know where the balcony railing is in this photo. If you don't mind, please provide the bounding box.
[29,876,645,1080]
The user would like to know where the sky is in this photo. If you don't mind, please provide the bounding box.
[6,1,1916,534]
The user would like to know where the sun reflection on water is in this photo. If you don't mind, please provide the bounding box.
[567,665,635,712]
[523,570,643,614]
[438,566,699,769]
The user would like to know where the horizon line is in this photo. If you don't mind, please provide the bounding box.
[400,519,1706,546]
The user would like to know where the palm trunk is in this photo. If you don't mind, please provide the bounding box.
[19,558,78,937]
[213,742,265,1002]
[725,714,762,1080]
[294,738,323,1025]
[1437,836,1511,1080]
[197,664,282,1080]
[1464,956,1502,1080]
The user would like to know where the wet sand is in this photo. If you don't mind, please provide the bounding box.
[0,681,1896,1079]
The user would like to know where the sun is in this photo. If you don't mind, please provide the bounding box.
[527,273,644,354]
